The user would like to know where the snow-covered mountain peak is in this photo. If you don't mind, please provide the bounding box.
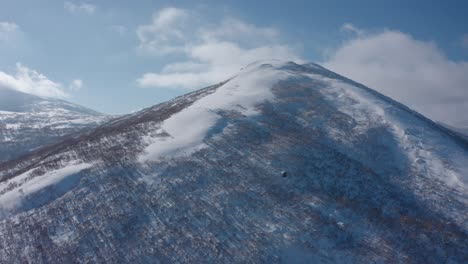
[0,86,109,163]
[140,61,295,161]
[0,61,467,263]
[0,85,42,113]
[0,85,101,115]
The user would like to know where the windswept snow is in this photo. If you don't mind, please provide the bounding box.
[317,76,468,190]
[0,162,92,214]
[307,73,468,228]
[139,62,293,161]
[0,61,467,263]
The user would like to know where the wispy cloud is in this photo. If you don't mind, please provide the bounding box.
[324,24,468,127]
[69,79,83,91]
[136,7,301,90]
[0,63,68,98]
[340,23,364,36]
[137,7,189,55]
[0,22,19,40]
[64,1,96,15]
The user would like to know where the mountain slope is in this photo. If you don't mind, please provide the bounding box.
[0,61,466,263]
[0,86,109,163]
[440,122,468,141]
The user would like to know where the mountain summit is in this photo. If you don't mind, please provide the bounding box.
[0,86,108,163]
[0,61,467,263]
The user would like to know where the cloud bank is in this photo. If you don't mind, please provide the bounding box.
[324,24,468,127]
[136,7,301,90]
[0,63,68,98]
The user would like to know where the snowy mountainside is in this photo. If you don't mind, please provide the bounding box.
[440,122,468,140]
[0,61,467,263]
[0,86,109,163]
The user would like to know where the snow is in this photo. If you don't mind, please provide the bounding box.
[304,73,468,228]
[140,108,218,160]
[320,76,467,190]
[0,162,92,213]
[139,62,293,162]
[0,61,467,262]
[5,124,21,130]
[0,92,109,163]
[139,62,468,193]
[50,228,78,245]
[0,110,17,115]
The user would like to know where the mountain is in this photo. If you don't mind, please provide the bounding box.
[440,122,468,141]
[0,61,466,263]
[0,86,109,163]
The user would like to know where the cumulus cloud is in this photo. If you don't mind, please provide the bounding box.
[324,24,468,127]
[69,79,83,91]
[64,1,96,15]
[0,22,19,40]
[0,63,68,98]
[137,7,189,55]
[136,7,301,89]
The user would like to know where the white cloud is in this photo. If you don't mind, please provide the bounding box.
[324,25,468,127]
[199,17,279,45]
[64,1,96,15]
[340,23,364,36]
[136,7,301,89]
[137,7,189,55]
[0,22,19,40]
[69,79,83,91]
[0,63,68,98]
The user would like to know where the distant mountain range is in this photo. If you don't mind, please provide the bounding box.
[0,61,466,263]
[0,86,109,163]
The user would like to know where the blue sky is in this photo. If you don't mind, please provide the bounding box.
[0,0,467,126]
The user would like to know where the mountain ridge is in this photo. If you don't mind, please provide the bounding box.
[0,61,466,263]
[2,61,466,172]
[0,85,110,164]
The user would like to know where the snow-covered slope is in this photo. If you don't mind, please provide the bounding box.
[0,86,109,163]
[0,61,467,263]
[440,122,468,141]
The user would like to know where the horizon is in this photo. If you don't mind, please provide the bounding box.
[1,0,467,127]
